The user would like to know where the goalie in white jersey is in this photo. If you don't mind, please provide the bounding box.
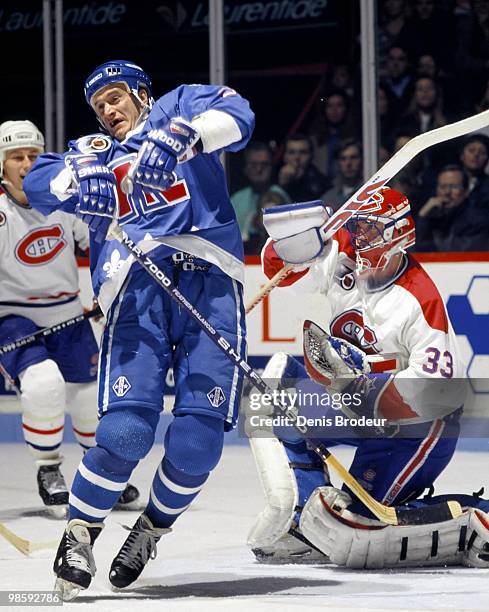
[246,187,489,569]
[0,121,138,516]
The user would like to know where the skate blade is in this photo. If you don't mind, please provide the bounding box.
[46,505,68,520]
[54,577,81,602]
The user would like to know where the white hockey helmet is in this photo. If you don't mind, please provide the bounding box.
[0,120,45,176]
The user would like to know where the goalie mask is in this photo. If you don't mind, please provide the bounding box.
[84,60,154,113]
[345,186,415,275]
[0,120,44,177]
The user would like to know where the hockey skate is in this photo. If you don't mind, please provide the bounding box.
[114,483,141,511]
[53,519,103,601]
[109,513,170,588]
[36,459,69,519]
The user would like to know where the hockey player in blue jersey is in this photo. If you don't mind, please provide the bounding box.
[24,60,254,600]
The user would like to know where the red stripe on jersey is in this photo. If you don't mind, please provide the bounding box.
[72,427,95,438]
[371,358,397,373]
[23,423,64,435]
[378,380,419,420]
[395,256,449,333]
[262,240,309,286]
[475,510,489,530]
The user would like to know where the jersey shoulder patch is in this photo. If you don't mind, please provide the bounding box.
[395,256,448,333]
[75,134,113,154]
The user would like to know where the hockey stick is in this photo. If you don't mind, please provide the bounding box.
[0,306,102,356]
[0,521,57,556]
[106,223,462,526]
[245,108,489,314]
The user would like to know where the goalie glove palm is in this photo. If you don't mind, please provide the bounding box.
[67,155,118,243]
[303,320,370,391]
[135,118,200,191]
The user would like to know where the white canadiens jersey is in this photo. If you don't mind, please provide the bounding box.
[0,188,89,327]
[263,232,465,423]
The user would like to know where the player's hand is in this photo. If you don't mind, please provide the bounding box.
[134,118,200,191]
[66,155,118,243]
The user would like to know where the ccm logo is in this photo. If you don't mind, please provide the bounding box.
[15,225,67,265]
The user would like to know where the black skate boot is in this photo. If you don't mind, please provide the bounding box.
[53,519,104,601]
[114,483,141,511]
[109,513,170,588]
[36,459,69,518]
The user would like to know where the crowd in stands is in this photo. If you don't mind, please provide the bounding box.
[231,0,489,255]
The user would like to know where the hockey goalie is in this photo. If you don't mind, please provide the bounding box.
[246,187,489,570]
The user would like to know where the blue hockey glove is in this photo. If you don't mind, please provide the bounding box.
[67,155,118,243]
[134,118,200,191]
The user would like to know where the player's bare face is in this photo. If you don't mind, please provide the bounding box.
[3,147,40,205]
[93,85,147,141]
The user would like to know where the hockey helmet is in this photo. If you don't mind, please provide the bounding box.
[84,60,154,110]
[0,120,44,177]
[346,186,415,274]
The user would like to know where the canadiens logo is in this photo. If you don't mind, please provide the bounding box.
[0,211,6,227]
[15,225,67,265]
[331,309,380,354]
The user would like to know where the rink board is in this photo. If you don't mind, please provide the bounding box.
[1,254,488,442]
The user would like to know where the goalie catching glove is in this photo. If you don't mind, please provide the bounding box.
[66,155,118,243]
[134,117,200,191]
[303,319,370,392]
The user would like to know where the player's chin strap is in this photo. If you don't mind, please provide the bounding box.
[300,486,489,569]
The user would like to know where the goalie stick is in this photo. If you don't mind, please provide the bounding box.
[245,107,489,314]
[0,306,102,356]
[106,222,463,527]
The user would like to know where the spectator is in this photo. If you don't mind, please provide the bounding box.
[381,46,414,114]
[416,164,489,251]
[459,133,489,194]
[399,0,456,73]
[321,139,363,211]
[243,189,288,255]
[377,0,410,75]
[455,0,489,108]
[309,89,359,179]
[329,64,356,99]
[378,84,399,149]
[231,141,289,243]
[403,77,447,135]
[277,133,330,202]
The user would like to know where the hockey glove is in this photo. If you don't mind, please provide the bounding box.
[66,155,118,243]
[134,118,200,191]
[303,319,370,392]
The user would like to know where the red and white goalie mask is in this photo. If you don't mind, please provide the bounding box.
[346,186,416,276]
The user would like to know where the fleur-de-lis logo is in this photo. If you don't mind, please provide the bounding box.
[103,249,126,278]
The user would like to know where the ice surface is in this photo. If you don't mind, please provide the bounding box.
[0,443,488,611]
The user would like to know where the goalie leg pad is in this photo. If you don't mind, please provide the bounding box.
[66,382,98,450]
[19,359,66,459]
[300,486,489,569]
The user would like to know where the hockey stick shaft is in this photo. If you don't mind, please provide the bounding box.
[0,306,102,356]
[107,223,461,526]
[245,108,489,313]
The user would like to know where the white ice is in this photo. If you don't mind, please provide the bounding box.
[0,442,488,612]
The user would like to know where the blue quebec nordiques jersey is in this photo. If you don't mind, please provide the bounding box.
[24,85,255,312]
